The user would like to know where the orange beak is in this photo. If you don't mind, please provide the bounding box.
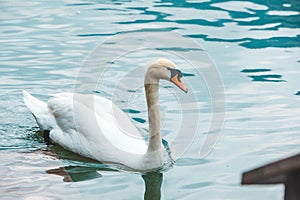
[171,74,188,93]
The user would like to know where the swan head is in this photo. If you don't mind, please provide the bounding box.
[144,58,188,93]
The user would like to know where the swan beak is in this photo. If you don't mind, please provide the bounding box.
[171,74,188,93]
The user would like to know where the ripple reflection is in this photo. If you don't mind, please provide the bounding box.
[241,68,286,82]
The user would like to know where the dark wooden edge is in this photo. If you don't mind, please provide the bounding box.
[242,153,300,185]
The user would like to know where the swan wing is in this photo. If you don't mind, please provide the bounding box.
[51,93,143,138]
[47,93,147,159]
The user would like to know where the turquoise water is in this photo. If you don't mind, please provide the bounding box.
[1,0,300,199]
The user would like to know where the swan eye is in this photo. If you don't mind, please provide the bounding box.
[177,70,183,79]
[167,67,188,93]
[167,67,182,82]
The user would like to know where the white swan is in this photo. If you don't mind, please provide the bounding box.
[23,58,187,171]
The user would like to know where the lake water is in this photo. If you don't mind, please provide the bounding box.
[1,0,300,199]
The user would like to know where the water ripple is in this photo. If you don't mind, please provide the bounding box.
[241,68,286,82]
[1,0,299,199]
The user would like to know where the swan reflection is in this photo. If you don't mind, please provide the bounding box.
[40,134,165,199]
[46,166,102,182]
[142,172,163,200]
[46,165,163,200]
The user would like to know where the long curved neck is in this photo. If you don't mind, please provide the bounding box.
[144,83,162,153]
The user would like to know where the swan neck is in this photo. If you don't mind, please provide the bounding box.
[145,83,162,152]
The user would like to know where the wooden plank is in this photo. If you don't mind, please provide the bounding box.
[284,171,300,200]
[242,153,300,185]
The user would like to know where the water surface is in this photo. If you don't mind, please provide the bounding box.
[1,0,300,199]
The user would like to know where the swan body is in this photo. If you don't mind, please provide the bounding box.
[23,58,187,171]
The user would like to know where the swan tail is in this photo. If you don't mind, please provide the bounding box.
[23,90,54,130]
